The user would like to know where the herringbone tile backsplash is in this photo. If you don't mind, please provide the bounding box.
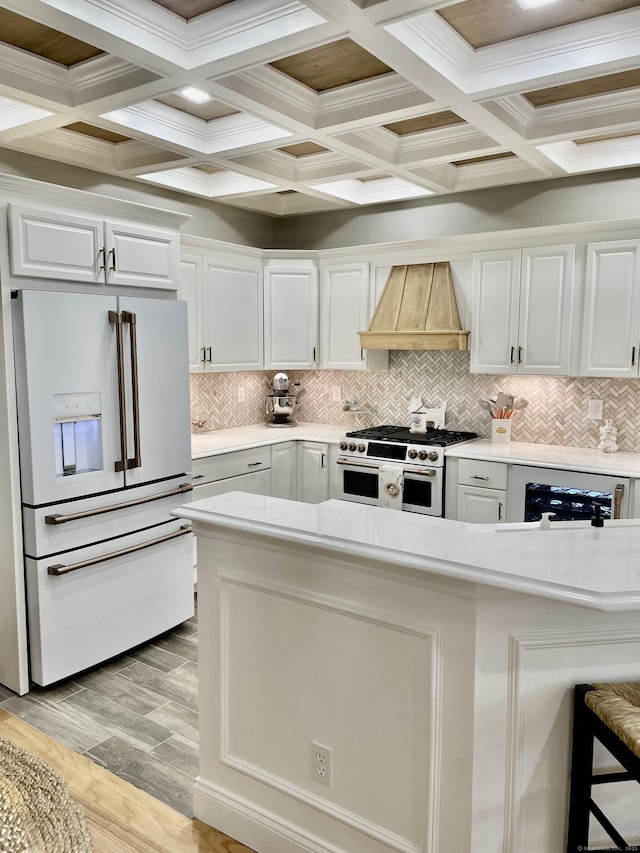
[190,351,640,451]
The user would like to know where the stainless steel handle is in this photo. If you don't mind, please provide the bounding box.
[471,475,489,481]
[336,458,436,476]
[122,311,141,469]
[98,247,106,272]
[498,502,503,521]
[108,247,116,272]
[247,461,263,467]
[44,483,193,525]
[109,310,128,473]
[510,345,515,364]
[614,484,624,519]
[47,524,192,576]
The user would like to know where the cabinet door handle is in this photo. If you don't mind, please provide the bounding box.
[633,346,636,367]
[201,347,206,363]
[471,475,489,481]
[498,502,503,521]
[313,346,316,362]
[510,346,515,364]
[247,461,263,467]
[98,247,106,272]
[192,473,205,479]
[518,346,522,364]
[321,453,326,469]
[108,247,116,272]
[206,346,212,363]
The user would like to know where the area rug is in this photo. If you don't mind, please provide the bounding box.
[0,736,93,852]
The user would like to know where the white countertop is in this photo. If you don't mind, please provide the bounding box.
[175,492,640,612]
[446,439,640,477]
[191,422,346,459]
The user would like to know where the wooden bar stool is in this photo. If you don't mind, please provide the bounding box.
[567,682,640,852]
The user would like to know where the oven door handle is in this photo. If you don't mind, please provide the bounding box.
[336,457,437,476]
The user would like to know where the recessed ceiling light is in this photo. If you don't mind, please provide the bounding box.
[179,86,211,104]
[515,0,560,8]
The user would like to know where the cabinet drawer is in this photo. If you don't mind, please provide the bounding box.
[458,459,507,490]
[192,446,270,484]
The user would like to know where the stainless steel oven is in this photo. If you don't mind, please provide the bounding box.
[334,425,479,517]
[335,455,442,516]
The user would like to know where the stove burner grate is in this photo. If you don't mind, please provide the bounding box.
[345,424,478,447]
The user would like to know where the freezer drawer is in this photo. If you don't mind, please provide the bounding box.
[26,519,194,686]
[22,478,192,558]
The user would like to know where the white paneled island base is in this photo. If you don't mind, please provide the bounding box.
[174,494,640,853]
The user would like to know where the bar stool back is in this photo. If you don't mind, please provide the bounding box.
[567,681,640,852]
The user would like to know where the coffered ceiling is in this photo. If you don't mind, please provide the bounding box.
[0,0,639,217]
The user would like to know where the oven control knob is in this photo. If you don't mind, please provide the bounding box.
[418,450,428,460]
[348,442,357,452]
[407,448,418,459]
[339,441,348,451]
[428,451,439,462]
[357,443,366,453]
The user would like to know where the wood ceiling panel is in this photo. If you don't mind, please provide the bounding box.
[192,164,225,173]
[0,8,103,66]
[437,0,640,49]
[64,123,131,144]
[269,39,392,92]
[524,68,640,106]
[576,130,640,145]
[278,142,330,157]
[452,152,516,166]
[384,111,465,136]
[150,0,234,19]
[155,95,239,121]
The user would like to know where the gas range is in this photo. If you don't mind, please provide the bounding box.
[338,425,479,467]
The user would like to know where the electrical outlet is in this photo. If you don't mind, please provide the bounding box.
[587,399,603,420]
[332,386,342,402]
[237,386,245,403]
[311,741,333,787]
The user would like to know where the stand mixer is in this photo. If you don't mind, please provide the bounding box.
[265,372,303,427]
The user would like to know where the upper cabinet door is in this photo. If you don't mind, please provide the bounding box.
[470,250,521,374]
[320,263,368,370]
[105,222,179,290]
[580,241,640,378]
[264,265,318,370]
[518,245,575,375]
[179,254,205,373]
[9,204,102,283]
[204,259,263,371]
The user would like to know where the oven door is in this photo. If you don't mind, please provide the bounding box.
[335,457,443,516]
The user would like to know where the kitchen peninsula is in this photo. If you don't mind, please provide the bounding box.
[175,493,640,853]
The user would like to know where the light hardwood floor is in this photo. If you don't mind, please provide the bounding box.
[0,707,254,852]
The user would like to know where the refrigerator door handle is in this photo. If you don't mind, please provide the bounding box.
[122,310,142,469]
[45,482,193,525]
[109,310,129,472]
[47,524,192,576]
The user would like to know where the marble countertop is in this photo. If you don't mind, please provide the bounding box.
[191,422,346,459]
[445,439,640,477]
[175,492,640,612]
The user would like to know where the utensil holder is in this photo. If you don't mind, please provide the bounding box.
[491,418,511,444]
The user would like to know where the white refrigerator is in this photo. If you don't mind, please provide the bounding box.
[13,289,194,686]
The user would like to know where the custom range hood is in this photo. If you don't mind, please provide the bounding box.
[359,262,469,351]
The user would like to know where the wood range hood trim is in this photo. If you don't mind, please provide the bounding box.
[359,262,469,351]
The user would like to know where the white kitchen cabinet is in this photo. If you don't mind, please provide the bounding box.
[180,252,263,372]
[9,204,179,290]
[580,240,640,378]
[470,245,575,375]
[297,441,329,504]
[264,263,318,369]
[271,440,297,500]
[319,262,388,371]
[455,459,507,524]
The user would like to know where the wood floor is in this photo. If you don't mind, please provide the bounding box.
[0,596,256,852]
